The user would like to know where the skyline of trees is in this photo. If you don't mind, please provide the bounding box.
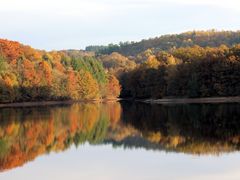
[1,30,240,102]
[86,30,240,56]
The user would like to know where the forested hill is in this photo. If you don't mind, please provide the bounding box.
[1,30,240,103]
[0,39,121,103]
[86,30,240,56]
[120,44,240,98]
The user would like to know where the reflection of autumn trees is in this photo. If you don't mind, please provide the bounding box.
[0,102,122,172]
[1,102,240,172]
[114,102,240,155]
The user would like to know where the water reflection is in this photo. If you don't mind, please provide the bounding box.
[118,102,240,154]
[0,102,240,172]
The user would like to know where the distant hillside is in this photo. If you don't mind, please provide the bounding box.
[86,30,240,56]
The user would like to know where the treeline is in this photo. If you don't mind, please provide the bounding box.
[0,39,121,103]
[2,30,240,102]
[120,45,240,98]
[86,30,240,56]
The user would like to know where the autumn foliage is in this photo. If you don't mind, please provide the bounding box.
[120,45,240,98]
[0,39,121,102]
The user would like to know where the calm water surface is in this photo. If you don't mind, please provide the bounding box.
[0,101,240,180]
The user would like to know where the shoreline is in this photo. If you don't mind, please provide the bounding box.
[0,98,120,108]
[0,96,240,108]
[138,96,240,104]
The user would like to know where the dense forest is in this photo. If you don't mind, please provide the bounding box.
[1,30,240,103]
[86,30,240,56]
[0,39,121,103]
[120,45,240,98]
[86,31,240,99]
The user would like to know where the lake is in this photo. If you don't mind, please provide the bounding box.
[0,101,240,180]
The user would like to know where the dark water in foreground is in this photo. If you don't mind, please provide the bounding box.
[0,101,240,180]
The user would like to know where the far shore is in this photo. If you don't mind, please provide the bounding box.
[0,98,120,108]
[0,96,239,108]
[138,96,240,104]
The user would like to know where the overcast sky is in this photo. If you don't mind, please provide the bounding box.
[0,0,240,50]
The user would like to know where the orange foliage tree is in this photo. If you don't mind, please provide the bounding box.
[0,39,121,102]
